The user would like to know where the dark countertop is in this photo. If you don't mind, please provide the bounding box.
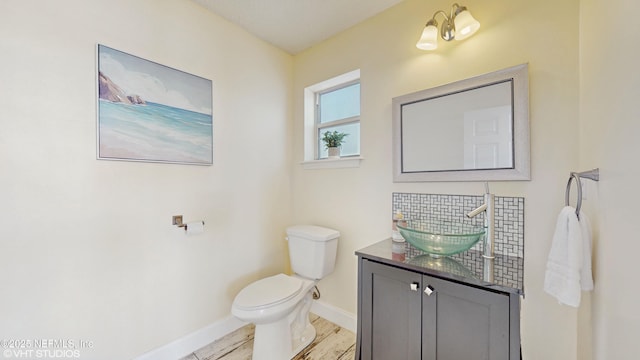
[356,238,524,295]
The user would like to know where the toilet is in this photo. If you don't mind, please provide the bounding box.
[231,225,340,360]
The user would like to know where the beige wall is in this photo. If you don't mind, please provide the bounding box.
[3,0,638,358]
[292,0,583,359]
[580,0,640,359]
[0,0,292,359]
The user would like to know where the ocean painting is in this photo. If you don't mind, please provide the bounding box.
[97,44,213,165]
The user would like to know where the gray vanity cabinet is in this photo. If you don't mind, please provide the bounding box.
[360,259,423,359]
[358,258,514,360]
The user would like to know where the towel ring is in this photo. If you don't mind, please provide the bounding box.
[565,173,582,219]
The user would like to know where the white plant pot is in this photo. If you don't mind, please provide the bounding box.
[327,147,340,159]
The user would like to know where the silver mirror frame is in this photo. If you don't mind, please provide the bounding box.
[392,63,530,182]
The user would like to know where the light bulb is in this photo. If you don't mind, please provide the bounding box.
[453,9,480,41]
[416,23,438,50]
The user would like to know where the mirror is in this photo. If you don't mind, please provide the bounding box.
[393,64,530,182]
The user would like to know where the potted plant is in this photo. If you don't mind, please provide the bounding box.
[322,130,348,159]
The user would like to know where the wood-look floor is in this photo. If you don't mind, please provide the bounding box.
[179,314,356,360]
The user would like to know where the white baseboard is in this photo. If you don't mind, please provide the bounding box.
[134,315,247,360]
[134,302,356,360]
[311,300,357,333]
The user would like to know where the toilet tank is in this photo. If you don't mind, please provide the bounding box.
[286,225,340,280]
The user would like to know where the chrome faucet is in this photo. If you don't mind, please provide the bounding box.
[466,182,495,260]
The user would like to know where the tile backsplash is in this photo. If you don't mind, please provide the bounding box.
[392,192,524,258]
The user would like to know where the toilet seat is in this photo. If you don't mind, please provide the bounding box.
[233,274,303,310]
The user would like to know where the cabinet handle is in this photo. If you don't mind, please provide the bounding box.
[410,282,419,291]
[424,285,435,296]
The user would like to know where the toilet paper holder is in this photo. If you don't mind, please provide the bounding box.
[172,215,204,231]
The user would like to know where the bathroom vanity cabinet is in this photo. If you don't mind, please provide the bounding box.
[355,239,522,360]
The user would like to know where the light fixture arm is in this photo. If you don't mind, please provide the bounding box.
[428,10,450,24]
[450,3,463,13]
[426,3,463,42]
[416,2,480,50]
[428,2,462,22]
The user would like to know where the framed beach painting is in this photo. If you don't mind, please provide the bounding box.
[96,44,213,165]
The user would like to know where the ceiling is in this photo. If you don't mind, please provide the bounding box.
[191,0,405,54]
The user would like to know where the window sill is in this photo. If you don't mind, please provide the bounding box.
[301,157,364,170]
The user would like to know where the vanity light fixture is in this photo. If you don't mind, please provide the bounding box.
[416,3,480,50]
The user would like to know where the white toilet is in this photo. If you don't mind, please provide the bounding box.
[231,225,340,360]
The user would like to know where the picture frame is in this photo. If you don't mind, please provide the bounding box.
[96,44,213,165]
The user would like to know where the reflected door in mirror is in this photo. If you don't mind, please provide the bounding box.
[463,105,513,169]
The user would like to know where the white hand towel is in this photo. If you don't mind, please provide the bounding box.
[544,206,583,307]
[578,210,594,291]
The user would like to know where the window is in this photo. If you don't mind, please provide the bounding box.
[303,70,362,167]
[316,81,360,158]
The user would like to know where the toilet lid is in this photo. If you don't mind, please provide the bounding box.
[234,274,303,310]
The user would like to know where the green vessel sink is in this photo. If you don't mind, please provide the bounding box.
[397,220,485,257]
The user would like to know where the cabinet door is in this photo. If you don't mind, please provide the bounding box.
[360,259,422,360]
[422,275,510,360]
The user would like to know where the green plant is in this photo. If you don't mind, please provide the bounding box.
[321,130,349,148]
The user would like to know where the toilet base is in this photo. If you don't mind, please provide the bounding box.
[251,315,316,360]
[292,322,316,357]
